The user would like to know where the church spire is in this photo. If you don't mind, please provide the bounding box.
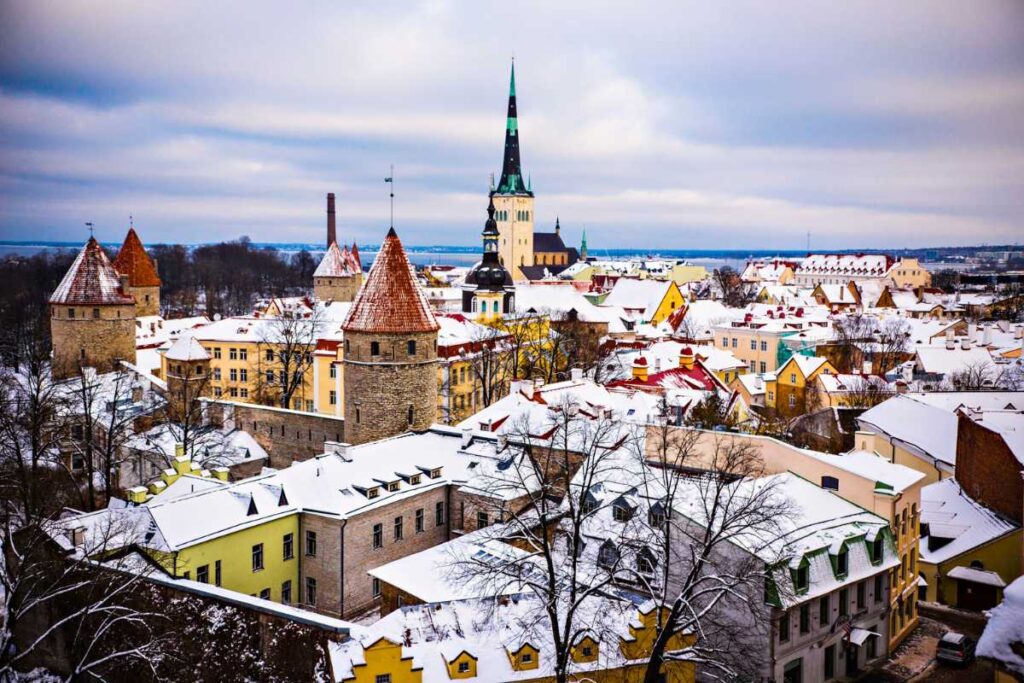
[580,229,588,261]
[494,61,532,196]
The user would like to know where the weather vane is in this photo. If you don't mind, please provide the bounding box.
[85,222,94,238]
[384,166,395,228]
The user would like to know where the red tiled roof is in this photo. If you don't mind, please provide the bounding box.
[112,228,161,287]
[50,237,135,306]
[342,228,439,334]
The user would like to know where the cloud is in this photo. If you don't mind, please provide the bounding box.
[0,0,1022,249]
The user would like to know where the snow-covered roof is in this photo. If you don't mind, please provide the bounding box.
[977,575,1024,674]
[904,391,1024,413]
[797,253,894,277]
[946,565,1007,587]
[858,396,959,466]
[314,241,360,278]
[919,478,1018,565]
[513,283,614,323]
[601,278,673,318]
[50,237,135,306]
[915,346,996,376]
[164,334,210,361]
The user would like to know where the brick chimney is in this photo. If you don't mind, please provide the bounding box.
[327,192,337,248]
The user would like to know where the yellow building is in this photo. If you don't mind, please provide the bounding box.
[330,599,695,683]
[768,354,837,418]
[889,258,932,289]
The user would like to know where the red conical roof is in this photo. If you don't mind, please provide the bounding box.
[112,228,161,287]
[50,237,135,305]
[314,241,359,278]
[342,228,438,333]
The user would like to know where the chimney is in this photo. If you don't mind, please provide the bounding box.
[960,337,971,351]
[326,193,337,248]
[895,379,908,395]
[570,368,584,381]
[632,357,649,381]
[679,347,695,370]
[1015,325,1024,340]
[982,324,993,346]
[967,322,977,341]
[901,362,913,383]
[461,427,473,448]
[945,330,955,350]
[119,273,130,292]
[862,360,872,374]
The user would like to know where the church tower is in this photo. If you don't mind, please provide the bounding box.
[49,237,137,379]
[112,226,161,316]
[491,62,535,281]
[462,197,514,323]
[341,227,439,444]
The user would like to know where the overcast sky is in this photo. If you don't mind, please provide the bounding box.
[1,1,1022,250]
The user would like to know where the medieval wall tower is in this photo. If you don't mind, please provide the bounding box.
[314,193,363,302]
[49,237,137,379]
[341,227,439,445]
[112,227,161,316]
[491,63,535,281]
[163,335,211,422]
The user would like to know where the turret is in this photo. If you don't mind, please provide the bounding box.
[112,226,161,316]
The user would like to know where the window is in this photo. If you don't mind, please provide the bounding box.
[305,577,317,606]
[214,347,222,359]
[415,508,424,533]
[857,581,865,608]
[228,368,238,382]
[394,515,403,540]
[214,368,222,381]
[751,340,757,350]
[866,625,878,659]
[799,604,810,633]
[407,405,414,425]
[239,368,248,382]
[788,395,796,408]
[721,337,727,347]
[521,653,533,663]
[372,577,381,598]
[597,541,619,568]
[329,390,337,405]
[373,523,383,549]
[819,595,829,625]
[435,501,445,526]
[387,481,400,492]
[196,564,209,584]
[870,536,884,563]
[612,504,632,522]
[457,663,470,674]
[252,543,264,571]
[230,348,238,360]
[306,531,317,557]
[215,560,222,586]
[329,364,337,379]
[794,563,809,592]
[821,476,839,491]
[836,548,849,576]
[239,388,248,398]
[790,373,797,383]
[259,588,271,600]
[281,580,292,604]
[839,588,848,617]
[824,644,835,680]
[92,307,100,319]
[407,340,416,355]
[761,341,768,351]
[239,348,247,360]
[636,549,656,575]
[370,341,380,356]
[779,611,790,642]
[760,361,767,373]
[283,533,294,560]
[68,308,75,319]
[265,349,274,361]
[476,511,488,529]
[731,338,737,348]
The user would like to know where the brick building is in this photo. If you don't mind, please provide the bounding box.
[955,409,1024,526]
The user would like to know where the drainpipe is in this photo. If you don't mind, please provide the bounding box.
[339,519,347,617]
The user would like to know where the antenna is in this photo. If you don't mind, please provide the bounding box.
[384,166,395,228]
[85,222,94,238]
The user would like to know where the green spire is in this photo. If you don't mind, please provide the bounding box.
[580,229,588,260]
[509,60,516,98]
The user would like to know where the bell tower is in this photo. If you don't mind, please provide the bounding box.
[491,62,534,281]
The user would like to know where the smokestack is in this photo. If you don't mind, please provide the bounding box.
[326,193,336,248]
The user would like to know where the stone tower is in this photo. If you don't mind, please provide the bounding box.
[112,227,161,316]
[491,62,535,281]
[49,237,137,379]
[462,197,515,323]
[163,334,211,421]
[341,227,439,445]
[314,241,362,302]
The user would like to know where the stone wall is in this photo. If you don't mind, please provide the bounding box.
[50,303,136,379]
[127,284,160,316]
[314,275,361,303]
[202,399,345,467]
[343,330,438,445]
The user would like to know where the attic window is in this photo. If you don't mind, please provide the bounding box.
[870,536,884,564]
[246,495,258,516]
[387,481,400,492]
[367,487,380,499]
[792,561,809,592]
[430,468,442,479]
[409,474,421,485]
[835,547,849,577]
[278,489,289,506]
[821,476,839,491]
[612,503,633,522]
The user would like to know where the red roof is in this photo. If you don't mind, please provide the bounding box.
[342,228,439,334]
[50,237,135,306]
[112,228,161,287]
[315,241,360,277]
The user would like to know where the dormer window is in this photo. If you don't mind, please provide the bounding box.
[836,547,849,577]
[367,487,380,499]
[430,468,441,479]
[792,560,809,593]
[821,476,839,491]
[409,475,421,485]
[636,548,657,575]
[870,536,884,564]
[612,502,633,522]
[597,540,619,569]
[457,662,469,673]
[387,481,399,492]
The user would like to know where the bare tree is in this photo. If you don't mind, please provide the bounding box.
[946,360,998,390]
[829,314,875,374]
[465,326,514,411]
[495,312,550,381]
[637,426,794,682]
[449,397,649,683]
[873,317,911,375]
[714,267,754,308]
[257,308,322,410]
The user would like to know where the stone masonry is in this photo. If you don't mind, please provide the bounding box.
[314,275,361,303]
[50,303,136,380]
[343,330,438,445]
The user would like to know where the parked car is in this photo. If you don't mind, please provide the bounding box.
[936,632,976,665]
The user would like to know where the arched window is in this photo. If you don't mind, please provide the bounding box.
[493,301,499,312]
[970,559,985,570]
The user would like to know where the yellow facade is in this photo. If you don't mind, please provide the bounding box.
[446,651,478,679]
[715,326,787,374]
[648,282,686,326]
[773,355,837,417]
[855,431,953,486]
[919,529,1022,605]
[668,263,709,285]
[889,258,932,289]
[168,514,300,602]
[344,638,422,683]
[493,194,535,281]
